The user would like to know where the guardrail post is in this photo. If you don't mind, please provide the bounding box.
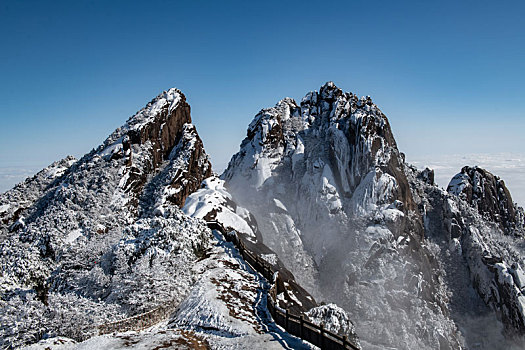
[343,335,348,349]
[320,323,324,349]
[299,314,304,338]
[285,308,289,330]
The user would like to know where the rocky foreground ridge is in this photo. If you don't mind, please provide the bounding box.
[1,83,525,350]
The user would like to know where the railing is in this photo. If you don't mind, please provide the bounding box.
[207,221,360,350]
[267,300,359,350]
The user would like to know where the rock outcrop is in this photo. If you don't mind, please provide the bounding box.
[407,164,525,347]
[97,88,212,209]
[447,166,524,233]
[0,88,213,348]
[222,82,461,349]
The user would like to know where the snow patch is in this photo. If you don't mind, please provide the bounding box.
[65,229,83,244]
[0,204,10,213]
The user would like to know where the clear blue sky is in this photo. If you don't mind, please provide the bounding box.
[1,1,524,185]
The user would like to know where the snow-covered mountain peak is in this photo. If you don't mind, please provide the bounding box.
[318,80,342,100]
[5,83,525,349]
[222,83,464,349]
[0,87,213,348]
[126,87,183,130]
[98,87,188,163]
[225,82,410,212]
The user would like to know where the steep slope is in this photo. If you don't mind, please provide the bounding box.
[1,87,330,350]
[222,82,461,349]
[182,176,360,346]
[407,165,525,348]
[0,89,227,348]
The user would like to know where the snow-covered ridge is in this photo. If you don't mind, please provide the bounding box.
[183,177,360,345]
[102,88,183,148]
[183,177,256,238]
[0,87,212,348]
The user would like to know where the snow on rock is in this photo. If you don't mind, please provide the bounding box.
[261,253,278,265]
[0,88,213,349]
[447,166,525,233]
[171,239,264,337]
[170,231,314,349]
[222,82,462,349]
[64,229,83,244]
[349,169,398,215]
[447,172,470,197]
[23,329,209,350]
[306,303,359,345]
[0,203,10,213]
[407,163,525,348]
[183,177,256,238]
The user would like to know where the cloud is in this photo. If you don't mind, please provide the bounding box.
[0,166,42,193]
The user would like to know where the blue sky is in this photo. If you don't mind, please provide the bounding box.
[1,0,524,201]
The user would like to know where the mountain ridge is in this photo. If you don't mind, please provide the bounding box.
[2,83,525,349]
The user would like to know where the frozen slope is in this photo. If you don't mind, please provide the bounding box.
[23,230,315,350]
[183,176,360,346]
[407,165,525,349]
[222,82,461,349]
[0,86,350,349]
[0,88,212,348]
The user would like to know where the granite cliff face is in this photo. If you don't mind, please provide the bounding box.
[96,88,212,210]
[3,83,525,350]
[0,89,217,348]
[222,82,461,349]
[448,166,524,233]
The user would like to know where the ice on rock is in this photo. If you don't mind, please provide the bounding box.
[222,82,462,349]
[306,303,358,345]
[65,228,83,244]
[0,204,10,213]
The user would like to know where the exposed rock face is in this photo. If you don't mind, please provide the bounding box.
[99,88,212,209]
[447,166,524,233]
[407,164,525,347]
[224,82,416,214]
[222,82,461,349]
[0,88,213,348]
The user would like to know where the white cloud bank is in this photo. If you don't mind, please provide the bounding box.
[0,165,44,194]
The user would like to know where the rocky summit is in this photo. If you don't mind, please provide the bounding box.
[1,83,525,350]
[448,165,525,233]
